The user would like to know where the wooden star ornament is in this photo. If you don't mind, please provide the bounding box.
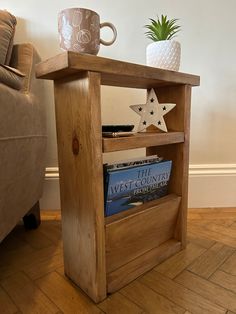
[130,89,176,132]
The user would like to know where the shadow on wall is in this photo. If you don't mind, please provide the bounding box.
[16,17,62,166]
[15,17,61,59]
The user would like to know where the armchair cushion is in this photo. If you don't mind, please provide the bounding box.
[0,64,25,90]
[0,10,17,65]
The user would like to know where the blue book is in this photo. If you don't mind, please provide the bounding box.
[104,160,172,216]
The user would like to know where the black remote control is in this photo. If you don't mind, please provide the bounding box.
[102,125,134,132]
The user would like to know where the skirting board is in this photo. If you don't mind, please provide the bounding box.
[189,164,236,208]
[40,165,236,210]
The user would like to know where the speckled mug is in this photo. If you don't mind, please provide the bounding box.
[58,8,117,55]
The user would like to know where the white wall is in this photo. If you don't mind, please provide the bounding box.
[3,0,236,208]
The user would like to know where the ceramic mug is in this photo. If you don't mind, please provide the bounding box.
[58,8,117,55]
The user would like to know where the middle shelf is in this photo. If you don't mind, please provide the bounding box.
[102,131,184,152]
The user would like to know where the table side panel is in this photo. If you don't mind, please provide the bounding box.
[54,71,106,302]
[147,85,192,247]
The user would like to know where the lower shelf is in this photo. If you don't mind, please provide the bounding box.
[105,194,181,292]
[107,238,182,293]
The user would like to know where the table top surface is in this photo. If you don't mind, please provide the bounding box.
[36,51,200,88]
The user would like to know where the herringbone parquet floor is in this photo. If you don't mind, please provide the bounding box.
[0,208,236,314]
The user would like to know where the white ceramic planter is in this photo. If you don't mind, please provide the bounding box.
[146,40,181,71]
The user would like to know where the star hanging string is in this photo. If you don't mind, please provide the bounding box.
[130,89,176,132]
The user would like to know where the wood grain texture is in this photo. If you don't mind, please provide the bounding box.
[103,131,184,152]
[154,242,206,279]
[54,71,106,302]
[23,252,64,280]
[140,271,226,314]
[15,228,53,250]
[147,85,192,248]
[36,51,200,87]
[175,270,236,312]
[0,286,18,314]
[210,270,236,294]
[106,196,181,272]
[188,222,236,248]
[105,194,178,225]
[187,242,235,278]
[0,245,61,281]
[1,272,59,314]
[121,280,185,314]
[36,53,198,302]
[0,239,33,267]
[187,234,216,249]
[36,272,102,314]
[39,221,62,245]
[107,239,182,293]
[98,292,144,314]
[0,209,235,313]
[220,252,236,275]
[191,220,236,238]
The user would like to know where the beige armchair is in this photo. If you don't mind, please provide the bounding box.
[0,10,47,242]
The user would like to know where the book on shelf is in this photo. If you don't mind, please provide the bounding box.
[103,155,172,216]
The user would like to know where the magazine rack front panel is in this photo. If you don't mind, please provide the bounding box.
[106,194,181,273]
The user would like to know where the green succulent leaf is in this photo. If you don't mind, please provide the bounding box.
[144,14,181,41]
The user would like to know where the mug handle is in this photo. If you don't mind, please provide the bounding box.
[100,22,117,46]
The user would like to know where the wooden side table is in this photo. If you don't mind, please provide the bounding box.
[36,52,200,303]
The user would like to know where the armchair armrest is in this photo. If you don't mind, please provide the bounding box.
[9,43,41,94]
[0,42,47,139]
[0,64,25,90]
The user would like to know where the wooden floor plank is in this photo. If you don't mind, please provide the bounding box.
[188,223,236,247]
[187,234,215,249]
[0,245,62,281]
[187,212,203,220]
[188,208,236,214]
[187,242,235,278]
[98,291,144,314]
[193,221,236,239]
[0,209,235,313]
[0,286,18,314]
[175,270,236,313]
[23,253,64,280]
[154,243,206,279]
[139,271,225,314]
[210,270,236,294]
[188,208,236,224]
[0,272,59,314]
[0,243,34,267]
[41,210,61,221]
[39,222,62,245]
[120,280,186,314]
[220,252,236,275]
[189,219,234,227]
[36,271,102,313]
[55,265,64,276]
[0,231,31,253]
[231,222,236,229]
[13,226,54,250]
